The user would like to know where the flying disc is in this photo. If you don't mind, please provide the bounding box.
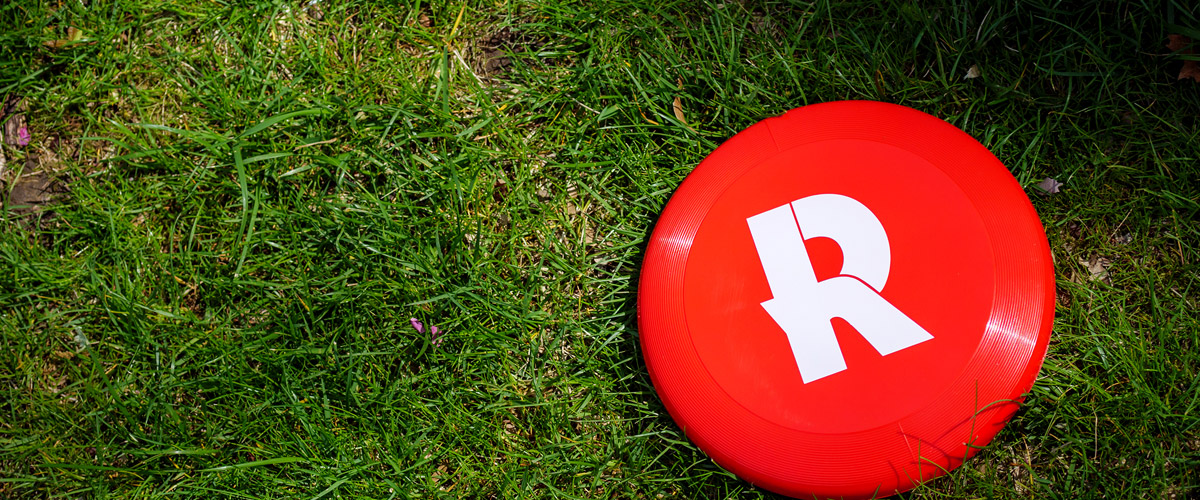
[638,101,1054,499]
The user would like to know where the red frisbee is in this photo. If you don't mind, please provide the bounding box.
[638,101,1054,499]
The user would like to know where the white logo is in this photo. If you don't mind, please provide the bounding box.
[747,194,934,383]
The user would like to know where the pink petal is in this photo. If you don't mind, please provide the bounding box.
[16,126,30,147]
[430,326,444,348]
[409,317,424,334]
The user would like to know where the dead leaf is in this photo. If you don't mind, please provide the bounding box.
[1167,34,1200,82]
[1179,61,1200,82]
[1078,257,1111,283]
[43,27,87,50]
[1167,34,1190,52]
[673,78,687,125]
[1036,177,1063,195]
[964,65,981,79]
[305,2,324,21]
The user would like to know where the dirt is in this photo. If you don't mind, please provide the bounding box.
[473,26,518,76]
[469,25,547,79]
[2,145,69,230]
[2,167,67,233]
[8,171,54,210]
[1,98,86,230]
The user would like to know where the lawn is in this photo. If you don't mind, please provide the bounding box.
[1,0,1199,498]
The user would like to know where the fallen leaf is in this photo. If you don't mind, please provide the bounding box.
[673,78,687,125]
[1167,34,1190,52]
[1180,61,1200,82]
[43,27,88,50]
[964,64,981,79]
[1036,177,1063,195]
[1078,257,1111,283]
[304,0,325,21]
[1167,34,1200,82]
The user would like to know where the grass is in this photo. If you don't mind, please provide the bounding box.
[1,0,1199,498]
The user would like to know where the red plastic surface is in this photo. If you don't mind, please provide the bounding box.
[638,101,1055,499]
